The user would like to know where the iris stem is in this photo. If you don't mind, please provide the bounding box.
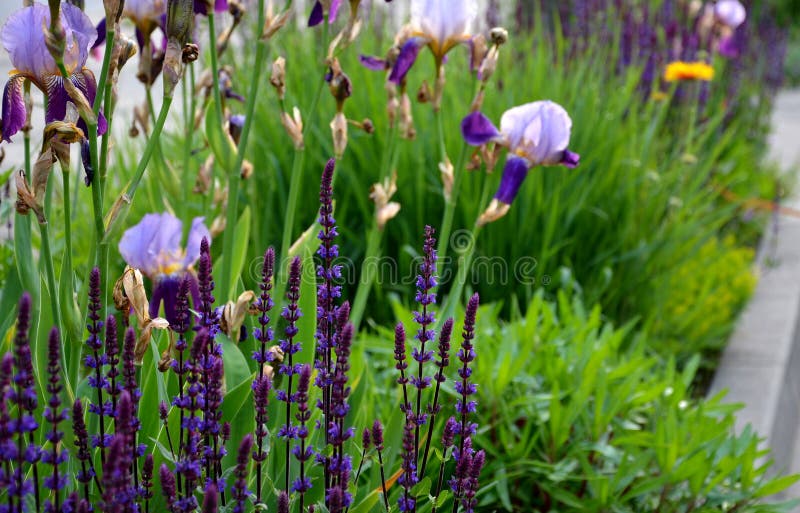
[219,0,268,301]
[105,96,175,241]
[435,125,469,273]
[39,220,61,346]
[97,27,116,203]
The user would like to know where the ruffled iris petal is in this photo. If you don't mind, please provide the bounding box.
[389,38,424,84]
[119,213,180,277]
[308,1,324,27]
[1,4,54,79]
[60,3,98,72]
[2,75,27,142]
[494,156,529,205]
[461,111,501,146]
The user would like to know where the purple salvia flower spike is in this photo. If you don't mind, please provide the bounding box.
[252,373,271,505]
[278,256,303,493]
[105,315,121,425]
[11,293,41,512]
[253,247,276,369]
[85,268,109,458]
[420,316,454,476]
[159,464,177,511]
[43,328,68,513]
[292,364,313,510]
[142,453,154,511]
[71,399,94,501]
[397,416,418,512]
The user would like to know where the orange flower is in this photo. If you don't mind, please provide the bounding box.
[664,61,715,82]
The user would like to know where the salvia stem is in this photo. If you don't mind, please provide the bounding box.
[376,448,390,512]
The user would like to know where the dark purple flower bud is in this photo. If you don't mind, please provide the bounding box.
[371,420,384,451]
[362,428,371,450]
[160,464,177,509]
[142,454,154,502]
[442,417,458,449]
[277,490,289,513]
[231,434,253,513]
[202,481,219,513]
[71,399,94,485]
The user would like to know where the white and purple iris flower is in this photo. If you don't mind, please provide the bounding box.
[119,213,210,326]
[361,0,477,83]
[714,0,746,59]
[1,3,107,142]
[461,101,579,205]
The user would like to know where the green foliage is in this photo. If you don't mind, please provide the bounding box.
[361,292,799,511]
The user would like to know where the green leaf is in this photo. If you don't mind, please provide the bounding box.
[212,206,251,301]
[755,475,800,498]
[219,332,251,390]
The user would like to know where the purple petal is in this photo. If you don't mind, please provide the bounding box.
[308,1,324,27]
[92,18,107,50]
[461,111,501,146]
[92,18,106,50]
[60,3,97,70]
[215,0,228,13]
[183,217,211,269]
[561,149,580,168]
[2,76,27,143]
[329,0,343,24]
[718,35,740,59]
[151,276,182,326]
[1,4,56,79]
[44,70,107,135]
[494,156,530,205]
[389,38,424,84]
[359,55,387,71]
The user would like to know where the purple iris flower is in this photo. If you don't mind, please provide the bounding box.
[385,0,477,83]
[118,212,210,326]
[1,4,107,142]
[461,101,579,206]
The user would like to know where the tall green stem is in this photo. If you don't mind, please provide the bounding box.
[279,149,306,265]
[105,97,175,239]
[39,220,62,340]
[219,0,268,300]
[436,127,469,271]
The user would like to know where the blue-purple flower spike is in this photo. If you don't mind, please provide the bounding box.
[278,256,303,492]
[253,247,276,372]
[315,158,342,445]
[43,328,68,513]
[85,268,110,457]
[9,293,42,512]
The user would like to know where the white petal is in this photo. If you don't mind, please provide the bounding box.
[411,0,477,46]
[715,0,746,29]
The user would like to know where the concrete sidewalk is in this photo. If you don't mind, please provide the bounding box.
[710,88,800,505]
